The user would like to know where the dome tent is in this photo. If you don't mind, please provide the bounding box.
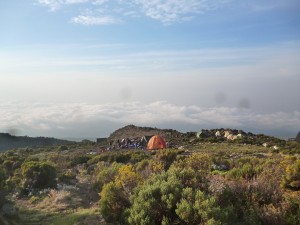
[147,135,167,150]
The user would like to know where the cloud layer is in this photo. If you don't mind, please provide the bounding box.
[1,101,299,138]
[37,0,235,24]
[37,0,299,25]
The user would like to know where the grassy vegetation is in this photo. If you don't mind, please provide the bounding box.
[0,134,300,225]
[17,207,103,225]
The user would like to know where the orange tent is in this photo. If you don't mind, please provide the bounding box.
[147,135,167,150]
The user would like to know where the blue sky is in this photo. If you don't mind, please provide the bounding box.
[0,0,300,139]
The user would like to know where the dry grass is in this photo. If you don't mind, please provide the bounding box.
[15,171,101,225]
[17,207,106,225]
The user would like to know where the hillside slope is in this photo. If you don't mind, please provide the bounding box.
[0,133,74,151]
[108,124,183,140]
[107,125,286,148]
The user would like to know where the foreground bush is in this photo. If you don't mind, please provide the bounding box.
[99,181,130,224]
[116,164,142,194]
[176,188,223,225]
[282,160,300,190]
[20,161,57,192]
[128,165,225,225]
[92,162,121,191]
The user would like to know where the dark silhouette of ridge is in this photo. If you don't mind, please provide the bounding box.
[0,133,74,151]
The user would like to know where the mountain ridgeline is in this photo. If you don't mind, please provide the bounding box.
[0,133,74,151]
[1,125,298,152]
[107,125,288,146]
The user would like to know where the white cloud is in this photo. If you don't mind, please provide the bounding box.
[37,0,234,23]
[37,0,89,11]
[92,0,109,5]
[37,0,63,11]
[36,0,299,24]
[71,15,120,25]
[66,0,89,3]
[1,101,299,138]
[132,0,232,23]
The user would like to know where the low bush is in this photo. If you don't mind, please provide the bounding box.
[20,161,57,192]
[281,160,300,190]
[58,169,77,184]
[92,162,121,191]
[70,155,91,166]
[99,181,130,224]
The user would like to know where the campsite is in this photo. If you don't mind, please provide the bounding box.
[1,1,299,224]
[1,125,300,225]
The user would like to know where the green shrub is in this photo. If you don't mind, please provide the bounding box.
[21,161,57,192]
[89,151,147,165]
[70,154,91,166]
[58,169,77,184]
[115,165,142,194]
[129,151,150,163]
[128,164,227,225]
[136,159,151,179]
[176,188,223,225]
[281,160,300,190]
[227,168,242,180]
[88,154,110,164]
[240,163,256,180]
[92,162,121,191]
[136,159,149,172]
[128,172,182,225]
[227,163,256,180]
[99,181,130,224]
[284,192,300,225]
[172,153,212,175]
[154,150,178,171]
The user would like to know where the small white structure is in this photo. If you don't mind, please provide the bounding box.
[273,145,279,150]
[262,143,268,147]
[215,131,221,137]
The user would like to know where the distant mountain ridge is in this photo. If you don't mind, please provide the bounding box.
[107,125,287,147]
[0,133,74,151]
[1,125,291,151]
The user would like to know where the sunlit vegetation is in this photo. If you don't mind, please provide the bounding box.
[0,137,300,225]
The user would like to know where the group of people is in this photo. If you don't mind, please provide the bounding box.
[108,137,148,150]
